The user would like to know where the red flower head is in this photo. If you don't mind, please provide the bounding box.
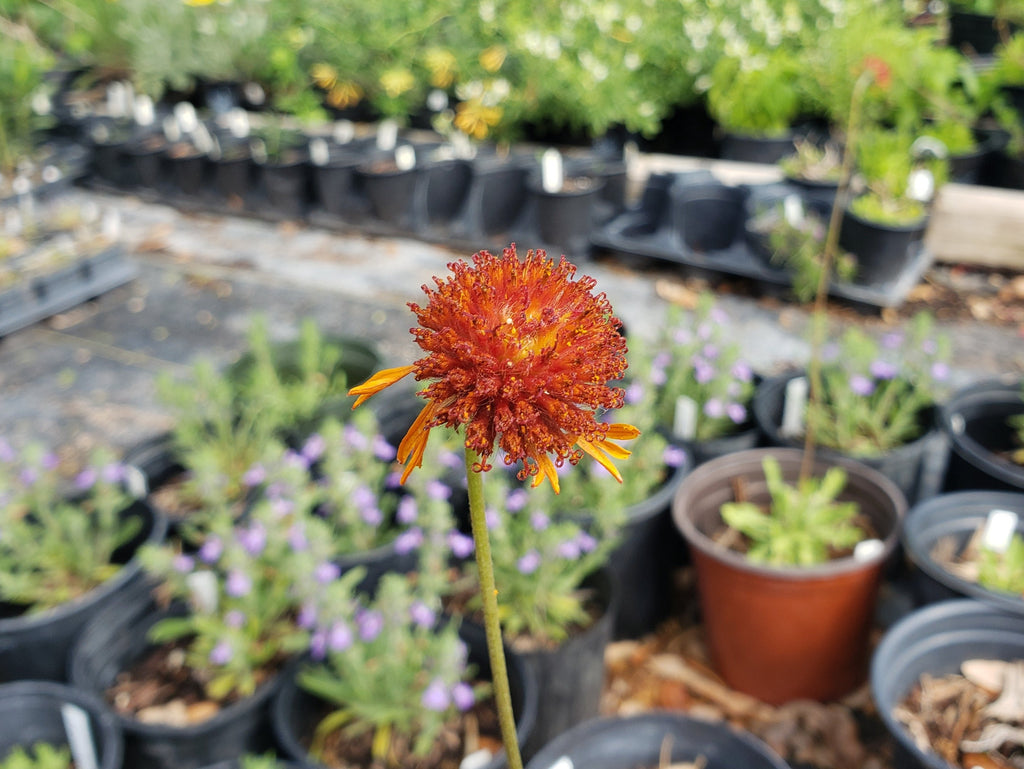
[349,244,639,493]
[860,55,892,91]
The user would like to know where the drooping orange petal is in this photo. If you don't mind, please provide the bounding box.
[397,402,440,483]
[576,437,626,483]
[348,365,416,409]
[531,454,561,494]
[604,423,641,441]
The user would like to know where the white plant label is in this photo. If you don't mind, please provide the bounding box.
[192,122,215,155]
[106,81,126,118]
[13,176,31,197]
[102,209,121,242]
[243,81,266,106]
[162,115,181,144]
[427,88,449,112]
[31,90,52,117]
[134,95,155,127]
[310,137,330,166]
[982,509,1019,554]
[451,132,474,159]
[547,758,574,769]
[42,165,62,184]
[783,194,804,227]
[227,108,250,139]
[187,571,219,614]
[3,211,21,236]
[123,464,148,498]
[781,376,808,438]
[853,538,885,562]
[541,148,564,193]
[459,749,494,769]
[395,144,417,171]
[377,119,399,152]
[62,703,99,769]
[333,120,355,145]
[907,168,935,203]
[673,395,699,440]
[173,101,198,134]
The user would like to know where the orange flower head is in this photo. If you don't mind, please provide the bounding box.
[860,55,892,91]
[349,244,639,492]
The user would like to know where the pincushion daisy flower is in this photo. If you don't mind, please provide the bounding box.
[349,244,639,493]
[348,244,638,769]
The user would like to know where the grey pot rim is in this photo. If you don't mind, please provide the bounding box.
[671,447,905,581]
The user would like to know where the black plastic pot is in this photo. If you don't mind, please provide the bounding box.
[169,150,207,197]
[355,162,420,227]
[871,600,1024,769]
[311,152,363,218]
[211,154,252,202]
[70,592,285,769]
[423,159,473,226]
[838,205,928,287]
[525,712,791,769]
[527,175,605,256]
[0,499,167,683]
[673,182,748,253]
[948,9,1014,56]
[720,131,797,165]
[272,620,537,769]
[939,376,1024,493]
[686,420,762,467]
[258,158,310,219]
[902,490,1024,611]
[753,371,941,505]
[0,680,123,769]
[520,569,616,760]
[126,137,168,190]
[476,160,532,237]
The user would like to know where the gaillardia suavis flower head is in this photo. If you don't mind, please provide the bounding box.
[349,244,639,492]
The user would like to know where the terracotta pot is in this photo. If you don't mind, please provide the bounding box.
[671,447,905,704]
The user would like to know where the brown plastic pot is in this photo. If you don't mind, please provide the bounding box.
[671,447,905,705]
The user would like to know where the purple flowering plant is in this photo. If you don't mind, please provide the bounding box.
[639,293,757,443]
[0,440,140,612]
[805,311,951,456]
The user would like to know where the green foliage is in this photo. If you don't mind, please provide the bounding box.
[950,0,1024,24]
[1010,384,1024,465]
[707,47,804,136]
[0,442,139,611]
[237,754,291,769]
[850,127,944,226]
[779,140,844,184]
[720,456,863,567]
[805,312,951,456]
[0,743,71,769]
[978,531,1024,596]
[0,29,55,176]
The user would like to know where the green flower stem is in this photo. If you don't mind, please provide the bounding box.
[464,447,523,769]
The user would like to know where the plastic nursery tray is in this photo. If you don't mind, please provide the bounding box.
[0,245,137,338]
[591,172,934,309]
[0,141,91,209]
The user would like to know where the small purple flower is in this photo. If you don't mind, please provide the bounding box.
[297,603,317,629]
[410,601,435,629]
[452,682,475,712]
[265,481,287,500]
[702,343,720,361]
[74,467,98,491]
[397,496,418,524]
[238,522,267,556]
[271,497,294,518]
[882,332,904,350]
[199,536,223,564]
[849,374,875,396]
[288,524,308,552]
[697,322,713,340]
[242,463,266,487]
[373,435,397,462]
[517,550,541,575]
[576,531,598,553]
[439,450,462,471]
[821,343,840,362]
[101,463,125,484]
[922,338,938,355]
[869,360,898,380]
[663,445,687,468]
[427,481,451,501]
[358,610,384,642]
[310,630,327,660]
[530,511,550,531]
[673,327,692,345]
[448,531,474,558]
[302,434,326,462]
[485,508,500,529]
[385,471,403,488]
[394,527,424,554]
[352,485,376,509]
[315,562,341,584]
[360,506,383,526]
[225,570,251,597]
[41,452,59,471]
[506,488,529,512]
[225,609,245,628]
[209,641,232,666]
[329,621,353,652]
[726,402,747,424]
[731,360,753,382]
[343,424,368,450]
[703,398,725,419]
[710,306,728,324]
[625,382,644,405]
[422,679,450,712]
[653,352,671,369]
[172,554,194,574]
[694,361,715,385]
[0,439,14,463]
[18,468,36,486]
[931,362,950,381]
[557,540,581,559]
[650,367,667,386]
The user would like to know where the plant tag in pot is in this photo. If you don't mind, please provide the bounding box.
[102,209,121,242]
[162,116,181,144]
[61,703,98,769]
[227,108,250,139]
[546,758,574,769]
[134,94,155,127]
[310,137,330,167]
[42,164,61,184]
[982,509,1020,553]
[122,464,148,498]
[427,88,449,112]
[377,119,399,152]
[781,375,807,438]
[192,122,215,155]
[173,102,198,135]
[783,194,804,227]
[106,81,126,118]
[673,395,699,440]
[187,571,218,614]
[541,148,564,193]
[395,144,417,171]
[907,168,934,203]
[243,81,266,107]
[452,131,475,159]
[460,749,494,769]
[333,119,355,145]
[31,89,52,117]
[854,539,884,562]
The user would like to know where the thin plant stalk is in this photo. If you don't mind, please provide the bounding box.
[464,447,524,769]
[800,68,876,482]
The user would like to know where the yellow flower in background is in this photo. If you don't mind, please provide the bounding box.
[425,48,457,89]
[479,45,507,73]
[184,0,218,6]
[379,68,415,98]
[311,63,338,90]
[454,99,502,140]
[327,81,363,109]
[349,245,638,493]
